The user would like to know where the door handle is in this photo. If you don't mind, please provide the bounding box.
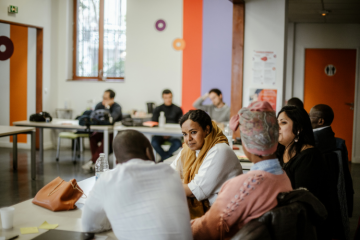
[345,102,354,110]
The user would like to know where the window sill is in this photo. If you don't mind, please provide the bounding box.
[66,78,124,83]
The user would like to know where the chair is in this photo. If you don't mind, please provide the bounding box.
[231,190,327,240]
[56,132,90,162]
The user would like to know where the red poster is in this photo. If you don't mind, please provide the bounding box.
[249,89,277,111]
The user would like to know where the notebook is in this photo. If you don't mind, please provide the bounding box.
[32,230,95,240]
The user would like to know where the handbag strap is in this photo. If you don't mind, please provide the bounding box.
[70,181,87,198]
[48,180,87,198]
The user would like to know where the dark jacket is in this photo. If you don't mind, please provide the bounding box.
[282,148,332,240]
[95,102,122,122]
[151,104,183,123]
[313,127,354,217]
[233,189,328,240]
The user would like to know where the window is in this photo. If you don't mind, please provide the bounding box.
[73,0,126,81]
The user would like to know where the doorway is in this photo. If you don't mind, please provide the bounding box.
[0,20,43,148]
[304,49,357,161]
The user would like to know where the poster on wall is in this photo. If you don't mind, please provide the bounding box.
[252,51,277,85]
[249,89,277,111]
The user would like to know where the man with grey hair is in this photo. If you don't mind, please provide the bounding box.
[82,130,192,240]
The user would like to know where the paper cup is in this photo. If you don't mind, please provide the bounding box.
[0,207,15,229]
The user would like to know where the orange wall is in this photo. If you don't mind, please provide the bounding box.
[181,0,203,114]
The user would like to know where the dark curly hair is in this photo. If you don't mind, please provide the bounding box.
[180,109,213,133]
[276,105,315,164]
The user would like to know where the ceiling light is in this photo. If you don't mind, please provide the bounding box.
[320,10,330,17]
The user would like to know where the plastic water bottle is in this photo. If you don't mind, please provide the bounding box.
[159,111,166,128]
[95,153,109,181]
[224,124,233,149]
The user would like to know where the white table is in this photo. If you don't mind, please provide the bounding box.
[13,119,114,167]
[113,124,183,166]
[0,177,116,240]
[0,126,36,180]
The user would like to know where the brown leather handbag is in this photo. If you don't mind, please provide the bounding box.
[32,177,85,211]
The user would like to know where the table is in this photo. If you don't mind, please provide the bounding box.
[13,119,114,166]
[0,177,116,240]
[113,124,183,166]
[0,126,36,180]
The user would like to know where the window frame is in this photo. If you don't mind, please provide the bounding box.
[72,0,125,82]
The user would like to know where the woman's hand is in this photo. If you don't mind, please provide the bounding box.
[183,184,194,197]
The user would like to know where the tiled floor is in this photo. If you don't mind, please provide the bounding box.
[0,147,359,238]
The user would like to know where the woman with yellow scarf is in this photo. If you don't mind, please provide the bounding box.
[171,109,243,219]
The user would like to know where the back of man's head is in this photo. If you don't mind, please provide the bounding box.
[312,104,334,126]
[286,97,304,109]
[113,130,155,164]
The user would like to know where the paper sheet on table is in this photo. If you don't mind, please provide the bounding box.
[20,227,39,234]
[39,221,59,229]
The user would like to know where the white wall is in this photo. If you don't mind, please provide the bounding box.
[287,23,360,163]
[55,0,183,118]
[243,0,288,113]
[0,0,58,149]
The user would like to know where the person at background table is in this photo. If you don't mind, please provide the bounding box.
[277,105,334,240]
[192,101,292,240]
[82,130,192,240]
[82,89,122,171]
[310,104,353,239]
[171,109,242,219]
[151,89,183,161]
[193,88,230,123]
[286,97,304,109]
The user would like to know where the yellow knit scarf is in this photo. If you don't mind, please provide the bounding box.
[178,121,229,219]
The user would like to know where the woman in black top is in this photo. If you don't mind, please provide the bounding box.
[277,106,333,240]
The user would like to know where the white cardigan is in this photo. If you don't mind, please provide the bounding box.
[171,143,243,205]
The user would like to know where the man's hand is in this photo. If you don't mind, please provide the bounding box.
[202,93,209,100]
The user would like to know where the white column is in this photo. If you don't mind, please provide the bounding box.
[242,0,288,113]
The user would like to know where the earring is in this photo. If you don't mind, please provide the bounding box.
[294,131,300,142]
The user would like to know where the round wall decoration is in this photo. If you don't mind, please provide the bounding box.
[155,20,166,31]
[325,64,336,76]
[0,36,14,61]
[173,38,185,51]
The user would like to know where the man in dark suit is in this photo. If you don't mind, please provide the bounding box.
[309,104,354,239]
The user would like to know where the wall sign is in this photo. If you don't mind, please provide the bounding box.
[173,38,185,51]
[252,50,277,85]
[325,64,336,76]
[0,36,14,61]
[155,19,166,31]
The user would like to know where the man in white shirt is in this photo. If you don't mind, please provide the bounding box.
[82,130,192,240]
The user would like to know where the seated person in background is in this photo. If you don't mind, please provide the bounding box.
[82,130,192,240]
[191,101,292,240]
[286,97,304,109]
[277,105,336,240]
[82,89,122,171]
[193,88,230,123]
[310,104,354,219]
[171,109,242,219]
[151,89,183,161]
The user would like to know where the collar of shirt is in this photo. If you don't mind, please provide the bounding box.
[250,159,283,175]
[121,158,154,166]
[313,126,330,132]
[195,150,200,157]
